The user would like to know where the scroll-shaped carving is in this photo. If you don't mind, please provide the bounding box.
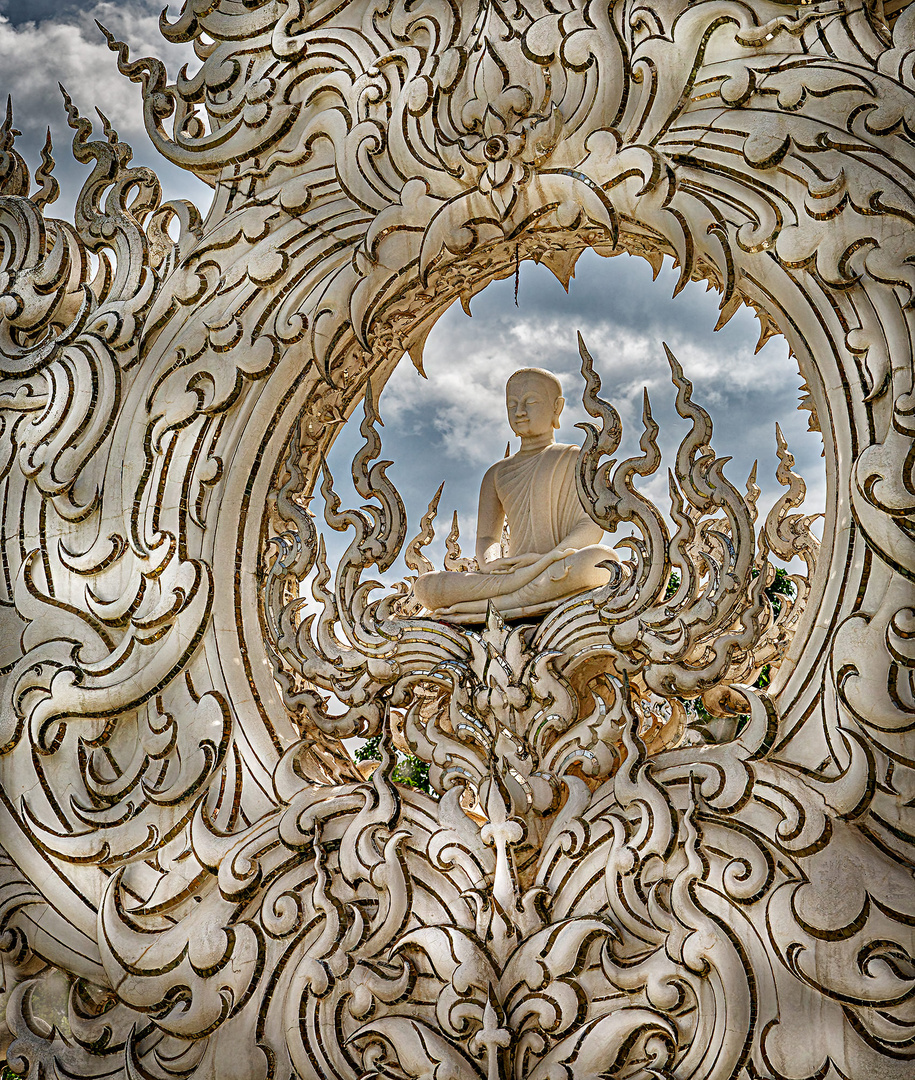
[568,337,773,701]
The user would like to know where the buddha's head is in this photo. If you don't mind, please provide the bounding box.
[506,368,564,439]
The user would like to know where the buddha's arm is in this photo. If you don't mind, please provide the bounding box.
[508,509,614,573]
[475,465,506,567]
[557,514,607,553]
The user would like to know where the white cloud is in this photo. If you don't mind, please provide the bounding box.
[0,6,182,134]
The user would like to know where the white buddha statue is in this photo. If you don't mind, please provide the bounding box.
[412,367,618,621]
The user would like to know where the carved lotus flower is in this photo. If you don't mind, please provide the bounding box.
[447,86,564,215]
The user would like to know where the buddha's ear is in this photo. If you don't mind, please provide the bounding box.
[553,395,565,428]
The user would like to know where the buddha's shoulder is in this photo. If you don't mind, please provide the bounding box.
[490,442,579,480]
[525,442,580,462]
[494,442,579,467]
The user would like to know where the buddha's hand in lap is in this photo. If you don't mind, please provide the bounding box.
[481,552,546,575]
[548,550,578,581]
[482,548,575,579]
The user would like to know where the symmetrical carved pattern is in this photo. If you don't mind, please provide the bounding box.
[1,1,915,1077]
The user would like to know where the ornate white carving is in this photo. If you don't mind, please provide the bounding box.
[1,1,914,1077]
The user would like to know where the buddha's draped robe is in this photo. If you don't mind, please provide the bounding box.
[496,443,596,557]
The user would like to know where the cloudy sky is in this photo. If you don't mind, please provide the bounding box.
[0,0,208,210]
[1,1,825,583]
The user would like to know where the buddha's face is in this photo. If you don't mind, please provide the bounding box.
[506,372,563,438]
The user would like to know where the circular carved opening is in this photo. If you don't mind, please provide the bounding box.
[323,251,824,581]
[483,136,509,161]
[277,247,828,771]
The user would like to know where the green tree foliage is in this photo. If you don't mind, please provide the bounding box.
[666,567,795,625]
[760,566,794,617]
[355,736,433,796]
